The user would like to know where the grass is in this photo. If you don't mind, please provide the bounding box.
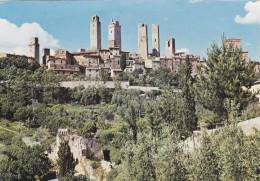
[0,120,56,157]
[0,119,34,135]
[0,119,36,147]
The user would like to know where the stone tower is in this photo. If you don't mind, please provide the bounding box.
[152,24,160,57]
[42,48,50,65]
[90,15,101,50]
[108,20,121,50]
[165,37,175,58]
[29,37,40,63]
[138,23,148,60]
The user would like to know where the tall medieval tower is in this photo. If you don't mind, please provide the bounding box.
[165,37,175,58]
[152,24,160,57]
[138,24,148,60]
[29,37,40,64]
[90,15,101,50]
[108,20,121,50]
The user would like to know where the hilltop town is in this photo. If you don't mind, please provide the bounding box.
[1,15,259,79]
[0,14,260,181]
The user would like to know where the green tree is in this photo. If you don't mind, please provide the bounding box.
[155,89,190,138]
[59,172,90,181]
[215,125,260,181]
[123,101,139,141]
[179,56,197,133]
[189,131,220,181]
[195,43,256,124]
[0,146,51,181]
[156,130,188,181]
[57,140,77,177]
[116,134,156,181]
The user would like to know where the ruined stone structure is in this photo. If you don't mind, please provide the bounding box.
[29,37,40,64]
[56,129,103,161]
[152,24,160,57]
[254,61,260,74]
[90,15,101,50]
[108,20,121,50]
[51,129,112,180]
[165,37,176,58]
[138,24,148,60]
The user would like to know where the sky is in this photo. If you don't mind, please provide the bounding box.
[0,0,260,60]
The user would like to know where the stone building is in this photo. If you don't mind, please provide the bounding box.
[138,24,148,60]
[45,49,80,75]
[0,37,39,64]
[30,15,203,78]
[108,20,121,50]
[224,38,249,61]
[160,52,200,75]
[224,38,241,49]
[165,37,176,58]
[90,15,101,50]
[28,37,40,64]
[152,24,160,57]
[42,48,50,65]
[0,52,35,64]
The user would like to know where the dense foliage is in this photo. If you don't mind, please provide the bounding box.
[0,145,51,180]
[57,140,77,177]
[195,43,256,124]
[0,40,259,180]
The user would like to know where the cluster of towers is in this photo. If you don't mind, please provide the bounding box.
[138,23,176,59]
[89,15,176,60]
[90,15,122,51]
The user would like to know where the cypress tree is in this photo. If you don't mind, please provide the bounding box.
[57,140,77,177]
[179,56,197,134]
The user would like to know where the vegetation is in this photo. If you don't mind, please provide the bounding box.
[0,145,51,180]
[129,68,178,88]
[0,41,259,180]
[57,141,77,177]
[195,43,256,124]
